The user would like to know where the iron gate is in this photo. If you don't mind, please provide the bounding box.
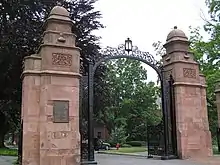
[147,122,164,157]
[147,75,177,158]
[217,128,220,152]
[18,120,23,165]
[80,75,89,161]
[81,43,178,162]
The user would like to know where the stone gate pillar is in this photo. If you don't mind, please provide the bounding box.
[215,81,220,142]
[21,6,81,165]
[163,27,212,159]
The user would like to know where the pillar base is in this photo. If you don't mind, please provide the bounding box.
[161,155,178,160]
[148,155,178,160]
[147,155,153,158]
[81,161,98,165]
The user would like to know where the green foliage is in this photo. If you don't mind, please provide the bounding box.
[121,144,132,148]
[206,0,220,21]
[95,58,162,141]
[213,145,220,155]
[0,148,18,156]
[108,125,128,146]
[126,141,146,147]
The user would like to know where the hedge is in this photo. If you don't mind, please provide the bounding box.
[126,141,146,147]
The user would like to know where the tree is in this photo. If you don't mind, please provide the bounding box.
[0,0,104,148]
[94,58,162,141]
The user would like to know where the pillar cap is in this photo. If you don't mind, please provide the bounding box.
[50,6,69,17]
[48,6,71,21]
[166,26,188,42]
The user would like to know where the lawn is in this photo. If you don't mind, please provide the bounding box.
[0,148,18,156]
[0,145,217,157]
[106,147,147,153]
[104,145,220,155]
[213,145,220,155]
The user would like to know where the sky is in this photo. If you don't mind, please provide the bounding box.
[93,0,210,82]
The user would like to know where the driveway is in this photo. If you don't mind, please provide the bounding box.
[96,154,203,165]
[1,154,218,165]
[0,156,16,165]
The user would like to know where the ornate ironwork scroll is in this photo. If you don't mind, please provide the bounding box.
[94,44,162,79]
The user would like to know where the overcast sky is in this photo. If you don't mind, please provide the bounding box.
[93,0,209,82]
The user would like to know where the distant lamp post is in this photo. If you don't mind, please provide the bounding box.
[125,38,132,54]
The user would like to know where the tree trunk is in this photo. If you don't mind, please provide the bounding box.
[0,112,8,148]
[0,132,6,148]
[12,132,15,145]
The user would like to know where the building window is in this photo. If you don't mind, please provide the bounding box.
[97,132,102,139]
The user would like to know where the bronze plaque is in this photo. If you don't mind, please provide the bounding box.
[53,100,69,123]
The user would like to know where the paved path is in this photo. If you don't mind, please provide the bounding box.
[1,154,219,165]
[0,156,16,165]
[96,154,203,165]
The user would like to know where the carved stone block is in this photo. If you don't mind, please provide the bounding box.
[52,53,72,66]
[51,131,69,139]
[183,68,196,79]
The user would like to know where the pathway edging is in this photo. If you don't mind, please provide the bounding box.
[97,151,149,158]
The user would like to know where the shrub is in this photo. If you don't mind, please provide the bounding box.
[126,141,146,147]
[121,144,132,148]
[108,125,128,147]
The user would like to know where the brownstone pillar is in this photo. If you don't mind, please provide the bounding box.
[215,81,220,128]
[22,55,41,165]
[21,6,81,165]
[163,26,212,159]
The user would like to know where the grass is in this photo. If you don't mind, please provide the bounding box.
[0,145,217,158]
[106,147,147,153]
[0,148,18,156]
[104,145,220,155]
[213,145,220,155]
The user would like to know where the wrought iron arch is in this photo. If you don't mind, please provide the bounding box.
[84,43,175,164]
[92,44,162,80]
